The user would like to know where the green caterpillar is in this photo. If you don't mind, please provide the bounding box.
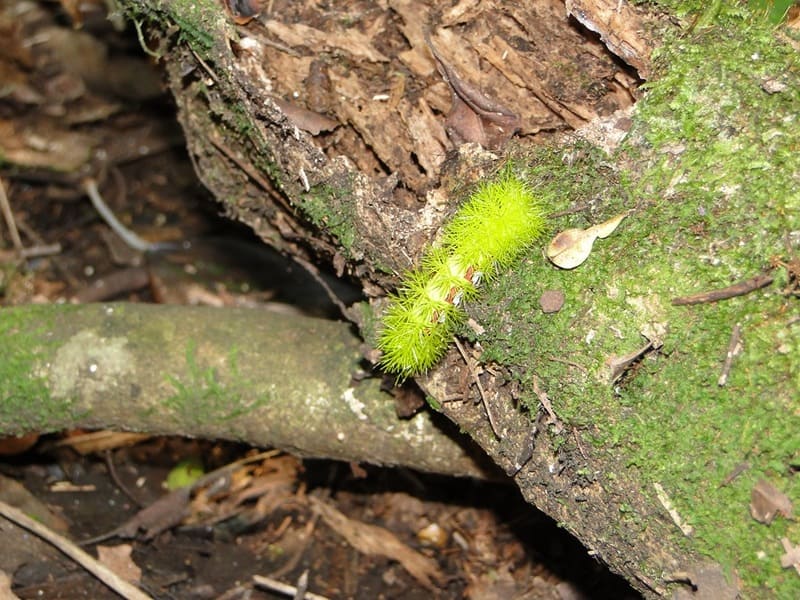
[378,169,546,379]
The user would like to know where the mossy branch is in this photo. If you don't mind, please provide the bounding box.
[0,303,492,479]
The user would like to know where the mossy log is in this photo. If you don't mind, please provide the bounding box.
[22,0,795,597]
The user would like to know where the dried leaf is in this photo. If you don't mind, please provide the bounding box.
[54,431,151,455]
[310,496,444,589]
[546,227,597,269]
[426,33,520,149]
[0,119,94,172]
[97,544,142,584]
[605,340,654,383]
[547,212,629,269]
[750,479,793,524]
[780,538,800,574]
[589,211,628,239]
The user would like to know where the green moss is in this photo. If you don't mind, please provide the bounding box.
[0,305,80,432]
[644,0,796,26]
[470,9,798,596]
[356,300,380,351]
[747,0,797,24]
[299,182,358,255]
[124,0,229,54]
[164,342,270,429]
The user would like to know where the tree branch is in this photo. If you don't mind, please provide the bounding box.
[0,303,493,479]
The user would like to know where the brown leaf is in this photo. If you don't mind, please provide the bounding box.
[426,33,519,149]
[546,228,597,269]
[310,496,444,589]
[750,479,793,524]
[0,119,94,172]
[605,340,654,383]
[97,544,142,584]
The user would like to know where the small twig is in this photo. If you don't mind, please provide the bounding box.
[83,178,167,254]
[672,272,774,306]
[9,212,71,281]
[215,584,251,600]
[133,18,161,59]
[259,36,302,57]
[0,244,62,262]
[253,574,329,600]
[291,255,349,319]
[717,323,743,386]
[572,426,587,459]
[104,450,144,508]
[294,570,309,600]
[718,462,750,488]
[653,482,694,537]
[268,514,319,579]
[20,243,62,258]
[0,176,24,255]
[453,337,500,438]
[191,48,220,85]
[532,375,563,434]
[547,355,588,374]
[0,499,152,600]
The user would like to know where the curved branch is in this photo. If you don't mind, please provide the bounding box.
[0,303,493,479]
